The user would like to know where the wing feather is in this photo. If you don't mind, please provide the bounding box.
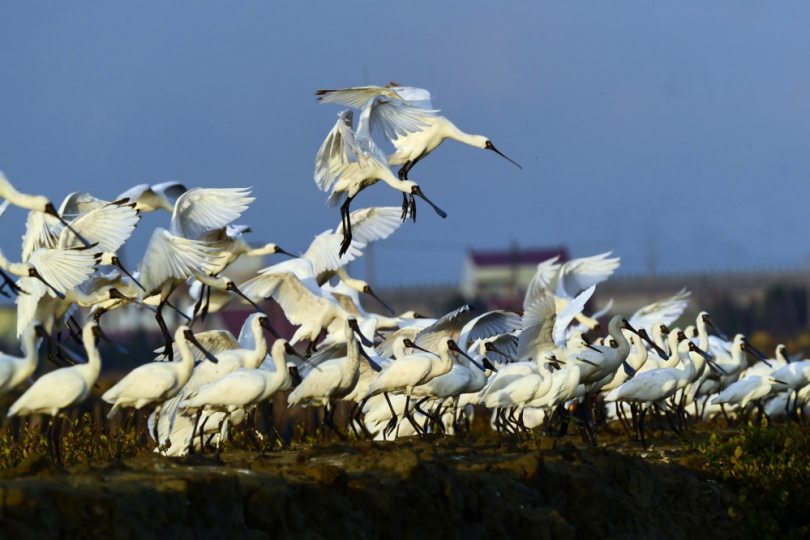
[59,200,140,253]
[138,228,218,297]
[628,288,691,334]
[170,188,254,240]
[27,248,100,296]
[555,252,621,299]
[523,256,562,309]
[517,296,557,360]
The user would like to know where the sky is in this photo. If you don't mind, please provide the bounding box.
[1,1,809,289]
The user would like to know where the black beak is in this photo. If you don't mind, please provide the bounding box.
[111,256,146,292]
[230,283,266,314]
[357,344,382,372]
[288,366,303,385]
[347,318,373,347]
[31,269,65,300]
[402,339,440,358]
[411,186,447,219]
[576,356,600,367]
[259,316,281,339]
[365,286,395,315]
[185,331,219,363]
[108,288,158,314]
[484,342,516,361]
[275,247,295,258]
[622,360,636,377]
[626,321,669,359]
[743,337,769,362]
[705,317,729,341]
[770,378,788,386]
[284,342,321,372]
[482,356,498,373]
[447,339,486,370]
[582,342,602,354]
[485,141,522,169]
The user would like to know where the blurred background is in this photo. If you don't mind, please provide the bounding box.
[1,2,809,364]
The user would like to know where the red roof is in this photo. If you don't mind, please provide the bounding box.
[468,246,569,267]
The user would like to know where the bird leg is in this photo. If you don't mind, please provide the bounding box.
[355,398,374,439]
[323,402,346,441]
[244,424,265,457]
[152,405,164,453]
[67,316,85,345]
[638,408,648,449]
[188,412,201,455]
[664,409,681,435]
[200,285,212,322]
[382,393,399,438]
[408,193,417,222]
[720,403,732,428]
[214,414,229,461]
[338,196,354,257]
[402,395,424,437]
[198,415,211,455]
[155,299,174,362]
[190,285,205,326]
[616,402,634,440]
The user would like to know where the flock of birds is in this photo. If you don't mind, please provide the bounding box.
[0,83,805,460]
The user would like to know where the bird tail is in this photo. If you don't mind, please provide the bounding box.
[604,388,620,402]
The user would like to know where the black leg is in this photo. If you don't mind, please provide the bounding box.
[188,412,201,455]
[156,299,174,362]
[382,393,399,438]
[200,284,212,322]
[338,196,354,257]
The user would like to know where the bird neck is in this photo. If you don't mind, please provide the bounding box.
[84,340,102,378]
[442,119,478,147]
[246,325,269,369]
[607,321,631,359]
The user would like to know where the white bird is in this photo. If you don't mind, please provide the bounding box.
[239,258,353,353]
[179,338,304,456]
[0,322,49,396]
[287,316,375,438]
[102,325,219,447]
[8,322,103,418]
[314,103,446,255]
[316,83,521,182]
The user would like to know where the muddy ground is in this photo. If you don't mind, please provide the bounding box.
[0,424,744,540]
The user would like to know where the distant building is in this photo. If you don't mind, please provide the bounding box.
[460,245,569,306]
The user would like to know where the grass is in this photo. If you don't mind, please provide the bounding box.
[693,419,810,539]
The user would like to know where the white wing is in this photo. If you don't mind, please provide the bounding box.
[138,228,218,296]
[554,252,621,299]
[357,95,438,143]
[58,192,108,219]
[316,86,403,109]
[384,83,434,109]
[415,305,476,352]
[244,272,333,328]
[523,256,561,310]
[628,288,691,334]
[27,248,100,296]
[169,188,254,240]
[16,277,48,337]
[21,211,63,262]
[0,200,10,219]
[334,206,403,247]
[459,310,522,347]
[301,230,363,279]
[314,110,362,193]
[552,285,595,347]
[59,200,140,253]
[517,296,557,360]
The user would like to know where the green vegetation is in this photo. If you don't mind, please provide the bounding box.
[694,420,810,539]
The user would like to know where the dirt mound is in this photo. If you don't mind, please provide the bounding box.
[0,436,740,540]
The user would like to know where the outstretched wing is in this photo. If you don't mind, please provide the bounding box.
[415,305,476,352]
[523,256,562,310]
[170,188,254,240]
[316,86,403,108]
[554,252,620,299]
[27,247,100,296]
[359,95,439,142]
[335,206,403,247]
[459,310,522,347]
[314,110,363,193]
[242,272,329,328]
[21,210,63,262]
[553,285,595,347]
[302,230,362,279]
[138,228,218,296]
[629,288,691,335]
[59,200,140,253]
[517,296,557,360]
[58,192,108,219]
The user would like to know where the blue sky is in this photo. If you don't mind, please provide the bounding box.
[1,2,808,288]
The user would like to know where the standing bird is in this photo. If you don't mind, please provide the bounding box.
[102,325,219,447]
[314,99,446,255]
[316,83,521,182]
